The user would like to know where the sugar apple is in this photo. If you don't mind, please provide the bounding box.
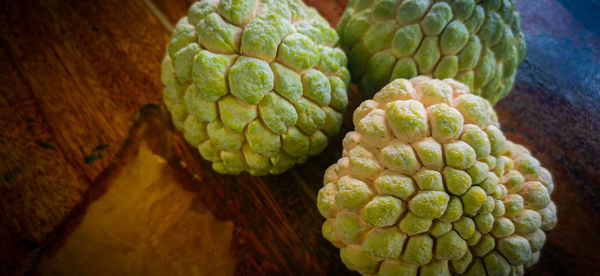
[162,0,350,175]
[317,77,557,275]
[337,0,525,104]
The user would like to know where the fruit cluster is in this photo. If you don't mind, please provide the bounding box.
[162,0,350,174]
[317,77,556,275]
[337,0,525,104]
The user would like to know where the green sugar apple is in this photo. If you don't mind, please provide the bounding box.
[317,76,557,275]
[162,0,351,175]
[337,0,525,104]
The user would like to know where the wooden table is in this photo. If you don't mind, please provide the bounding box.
[0,0,599,275]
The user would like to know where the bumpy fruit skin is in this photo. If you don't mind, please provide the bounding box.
[317,77,556,275]
[337,0,525,104]
[162,0,350,175]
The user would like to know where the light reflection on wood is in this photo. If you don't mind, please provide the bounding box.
[36,104,236,275]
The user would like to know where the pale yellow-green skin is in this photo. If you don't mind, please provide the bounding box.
[317,77,557,275]
[162,0,350,175]
[337,0,526,104]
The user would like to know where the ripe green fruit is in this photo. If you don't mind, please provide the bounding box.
[317,77,556,275]
[337,0,525,104]
[162,0,350,175]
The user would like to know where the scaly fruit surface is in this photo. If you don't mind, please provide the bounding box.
[337,0,525,104]
[162,0,350,175]
[317,76,556,275]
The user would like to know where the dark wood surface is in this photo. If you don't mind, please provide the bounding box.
[0,0,598,275]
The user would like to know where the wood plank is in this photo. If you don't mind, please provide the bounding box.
[1,0,168,179]
[0,0,169,273]
[0,39,89,274]
[34,105,237,275]
[172,136,337,275]
[31,104,350,275]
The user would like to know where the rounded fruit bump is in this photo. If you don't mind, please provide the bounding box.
[161,0,350,175]
[337,0,526,104]
[317,76,557,275]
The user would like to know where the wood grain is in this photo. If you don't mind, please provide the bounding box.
[0,0,168,273]
[0,38,88,273]
[0,0,599,275]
